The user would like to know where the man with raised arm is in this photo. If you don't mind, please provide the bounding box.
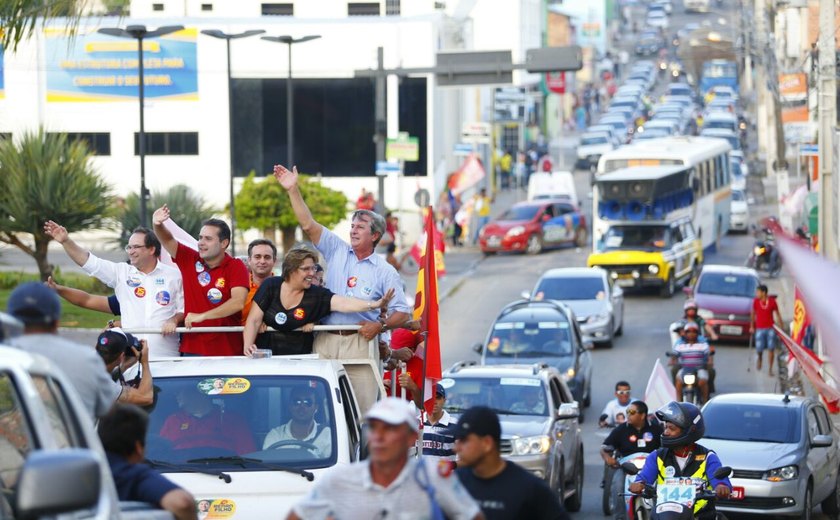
[44,221,183,358]
[273,164,411,413]
[152,205,249,356]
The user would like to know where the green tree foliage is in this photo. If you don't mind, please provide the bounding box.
[1,0,82,51]
[118,185,217,247]
[0,129,113,280]
[235,172,349,253]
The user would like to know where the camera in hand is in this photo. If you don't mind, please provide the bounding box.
[96,328,142,363]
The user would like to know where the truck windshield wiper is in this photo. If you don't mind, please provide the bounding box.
[146,458,232,483]
[186,456,314,481]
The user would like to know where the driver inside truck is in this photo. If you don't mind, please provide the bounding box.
[262,386,332,458]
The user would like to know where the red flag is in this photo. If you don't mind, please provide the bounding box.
[409,211,447,276]
[791,287,811,346]
[775,325,840,413]
[406,206,443,416]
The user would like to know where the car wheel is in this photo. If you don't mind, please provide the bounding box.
[526,234,543,255]
[564,449,584,512]
[482,250,496,257]
[660,272,675,298]
[821,472,840,517]
[616,314,624,336]
[803,483,813,520]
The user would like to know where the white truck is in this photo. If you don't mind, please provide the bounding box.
[684,0,711,13]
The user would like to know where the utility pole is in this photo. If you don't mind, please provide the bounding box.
[818,0,837,261]
[375,47,387,213]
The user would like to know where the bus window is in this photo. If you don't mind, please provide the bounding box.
[672,225,684,244]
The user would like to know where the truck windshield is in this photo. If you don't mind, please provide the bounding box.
[145,375,338,470]
[601,225,671,251]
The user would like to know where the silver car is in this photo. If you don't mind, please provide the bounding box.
[525,267,624,348]
[702,393,840,517]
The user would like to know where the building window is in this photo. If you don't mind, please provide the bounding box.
[152,3,164,11]
[385,0,400,15]
[348,2,380,15]
[133,132,198,156]
[48,133,111,156]
[201,3,213,11]
[261,3,293,15]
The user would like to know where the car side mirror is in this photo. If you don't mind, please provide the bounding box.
[521,290,531,300]
[16,450,101,519]
[582,340,595,351]
[811,434,833,448]
[557,402,580,419]
[621,461,640,476]
[713,466,732,480]
[472,343,483,354]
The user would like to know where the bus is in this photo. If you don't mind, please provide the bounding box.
[594,136,733,252]
[699,59,738,94]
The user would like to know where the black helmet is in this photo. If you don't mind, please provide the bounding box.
[656,401,705,448]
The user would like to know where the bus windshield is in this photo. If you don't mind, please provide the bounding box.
[703,62,737,78]
[600,225,671,251]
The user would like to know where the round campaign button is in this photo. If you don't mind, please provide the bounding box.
[195,261,205,273]
[198,271,211,287]
[155,290,171,306]
[274,312,288,325]
[207,288,223,304]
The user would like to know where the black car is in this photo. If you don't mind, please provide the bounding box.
[635,31,665,56]
[474,300,594,419]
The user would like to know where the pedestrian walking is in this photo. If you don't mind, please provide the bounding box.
[750,284,782,375]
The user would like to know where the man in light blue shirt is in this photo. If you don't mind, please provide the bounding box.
[273,164,411,413]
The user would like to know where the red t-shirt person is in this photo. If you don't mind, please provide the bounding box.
[174,243,249,356]
[752,295,779,330]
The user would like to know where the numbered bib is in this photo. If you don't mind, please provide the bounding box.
[658,478,696,508]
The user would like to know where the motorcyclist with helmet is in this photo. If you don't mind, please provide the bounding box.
[629,402,731,520]
[671,322,711,403]
[682,300,717,393]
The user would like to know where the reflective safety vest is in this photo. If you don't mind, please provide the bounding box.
[654,445,712,514]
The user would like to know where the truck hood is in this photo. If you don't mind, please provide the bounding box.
[588,251,665,264]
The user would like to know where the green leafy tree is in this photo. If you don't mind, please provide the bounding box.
[0,129,114,280]
[1,0,82,51]
[118,185,218,247]
[235,172,349,253]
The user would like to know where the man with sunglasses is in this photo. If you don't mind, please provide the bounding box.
[44,220,184,358]
[672,322,711,403]
[599,381,633,427]
[263,386,332,457]
[600,400,663,519]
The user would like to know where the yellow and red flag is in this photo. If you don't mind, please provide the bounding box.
[406,206,443,416]
[791,286,811,346]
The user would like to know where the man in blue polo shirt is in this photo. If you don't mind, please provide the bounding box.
[97,404,196,520]
[423,383,457,462]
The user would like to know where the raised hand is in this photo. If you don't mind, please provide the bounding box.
[272,164,299,191]
[152,205,170,226]
[43,220,69,243]
[377,288,396,309]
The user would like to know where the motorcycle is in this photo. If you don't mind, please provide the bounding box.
[621,464,733,520]
[745,229,782,277]
[666,351,714,405]
[606,451,652,519]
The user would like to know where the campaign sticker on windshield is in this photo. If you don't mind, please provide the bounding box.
[500,377,541,387]
[198,377,251,395]
[605,236,623,247]
[196,498,236,518]
[438,378,456,388]
[658,478,696,508]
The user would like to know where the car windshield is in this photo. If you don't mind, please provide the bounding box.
[145,375,337,470]
[535,276,606,301]
[601,225,671,251]
[704,403,801,443]
[442,376,550,416]
[731,190,745,202]
[485,320,573,358]
[668,87,691,96]
[499,205,540,221]
[704,120,735,130]
[696,272,757,297]
[582,135,609,145]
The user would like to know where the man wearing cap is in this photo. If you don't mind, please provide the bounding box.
[422,383,457,462]
[671,321,711,403]
[287,397,482,520]
[94,329,155,406]
[44,221,184,358]
[6,282,120,420]
[454,406,570,520]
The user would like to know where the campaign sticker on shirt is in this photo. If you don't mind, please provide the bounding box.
[198,271,212,287]
[207,288,223,304]
[629,435,637,443]
[293,308,306,320]
[274,312,288,325]
[665,466,676,477]
[126,274,142,288]
[134,287,146,298]
[195,261,205,273]
[437,459,454,478]
[362,286,373,297]
[215,277,226,289]
[155,290,171,306]
[643,431,654,442]
[347,276,358,288]
[155,277,165,286]
[195,498,236,519]
[198,378,250,395]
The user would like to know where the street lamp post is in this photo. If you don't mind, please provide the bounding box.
[261,35,321,167]
[97,24,184,228]
[201,29,265,257]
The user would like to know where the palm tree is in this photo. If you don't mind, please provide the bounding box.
[0,129,114,280]
[1,0,82,51]
[117,185,218,247]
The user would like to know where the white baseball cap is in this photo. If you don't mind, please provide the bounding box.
[364,397,419,432]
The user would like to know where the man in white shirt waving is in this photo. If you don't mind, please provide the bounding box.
[44,221,184,358]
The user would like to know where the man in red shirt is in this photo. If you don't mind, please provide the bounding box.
[153,205,249,356]
[750,284,782,375]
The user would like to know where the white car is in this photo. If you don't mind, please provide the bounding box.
[145,355,381,517]
[730,160,746,191]
[646,11,669,29]
[729,189,749,232]
[576,131,616,169]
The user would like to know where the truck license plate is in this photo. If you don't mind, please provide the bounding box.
[616,279,635,288]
